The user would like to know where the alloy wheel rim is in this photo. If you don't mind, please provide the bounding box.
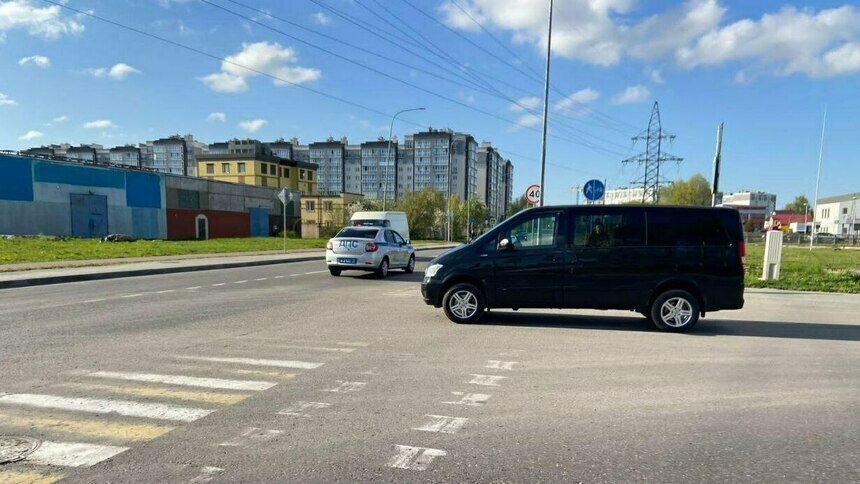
[408,257,415,271]
[381,261,388,276]
[660,297,693,327]
[449,290,478,319]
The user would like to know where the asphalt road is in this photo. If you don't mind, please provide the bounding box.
[0,250,858,483]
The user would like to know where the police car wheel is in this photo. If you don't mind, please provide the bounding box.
[404,255,415,273]
[329,268,341,277]
[376,258,389,278]
[443,283,485,324]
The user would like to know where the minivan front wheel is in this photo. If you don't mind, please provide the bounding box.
[650,289,700,332]
[442,283,485,324]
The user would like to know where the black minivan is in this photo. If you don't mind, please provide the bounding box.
[421,205,745,332]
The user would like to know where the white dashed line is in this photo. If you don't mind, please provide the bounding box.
[413,415,468,434]
[322,381,366,393]
[186,286,202,290]
[442,392,491,406]
[233,280,248,284]
[189,466,224,483]
[277,401,331,417]
[155,290,175,294]
[485,360,518,371]
[303,270,328,275]
[175,355,324,369]
[211,283,226,287]
[121,294,142,298]
[289,274,301,277]
[468,374,507,386]
[274,275,285,279]
[82,298,106,303]
[387,445,446,471]
[270,344,355,353]
[254,278,268,281]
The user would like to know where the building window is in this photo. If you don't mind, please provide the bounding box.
[300,170,306,180]
[308,171,313,181]
[238,162,246,173]
[206,163,214,174]
[261,163,267,175]
[843,208,849,215]
[324,201,333,211]
[305,201,315,212]
[221,163,230,174]
[284,168,290,178]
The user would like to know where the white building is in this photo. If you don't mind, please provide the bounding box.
[605,187,648,205]
[815,192,860,236]
[720,191,777,215]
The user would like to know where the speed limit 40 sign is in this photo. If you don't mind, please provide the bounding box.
[525,184,541,205]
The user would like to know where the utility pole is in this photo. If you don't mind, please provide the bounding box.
[621,102,682,204]
[811,106,827,251]
[538,0,553,207]
[711,123,723,207]
[384,107,425,211]
[571,184,581,205]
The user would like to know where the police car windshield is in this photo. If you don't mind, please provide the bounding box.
[336,228,379,239]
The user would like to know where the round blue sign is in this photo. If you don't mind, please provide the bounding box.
[583,179,605,201]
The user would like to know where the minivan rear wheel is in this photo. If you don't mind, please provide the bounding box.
[442,283,485,324]
[650,289,700,332]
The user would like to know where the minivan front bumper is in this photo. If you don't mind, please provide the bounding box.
[421,278,443,307]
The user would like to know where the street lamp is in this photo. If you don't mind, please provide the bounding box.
[383,107,425,211]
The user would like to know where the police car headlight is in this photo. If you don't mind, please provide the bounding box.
[425,264,443,278]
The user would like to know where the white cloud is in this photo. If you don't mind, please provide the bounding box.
[52,115,68,123]
[508,95,541,112]
[510,113,542,131]
[18,130,43,141]
[201,41,321,93]
[0,92,16,106]
[239,118,267,133]
[18,55,50,68]
[88,63,141,80]
[554,88,599,115]
[207,112,227,122]
[83,119,116,129]
[0,0,85,40]
[612,85,650,104]
[312,12,331,26]
[645,66,664,84]
[440,1,860,79]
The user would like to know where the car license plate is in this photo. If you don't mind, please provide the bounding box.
[337,258,357,264]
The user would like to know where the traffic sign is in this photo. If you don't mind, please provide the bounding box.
[583,179,605,202]
[525,184,541,205]
[278,188,297,205]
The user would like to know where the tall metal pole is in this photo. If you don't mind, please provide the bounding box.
[383,107,425,211]
[711,122,723,207]
[810,106,827,251]
[283,200,287,254]
[447,137,452,242]
[538,0,553,207]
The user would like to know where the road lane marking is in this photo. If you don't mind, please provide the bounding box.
[0,470,62,483]
[268,344,355,353]
[0,411,175,442]
[186,286,202,290]
[61,382,251,405]
[233,280,248,284]
[485,360,518,371]
[26,441,128,468]
[273,275,285,279]
[413,415,468,434]
[156,290,176,294]
[88,371,276,391]
[254,278,268,281]
[289,274,301,277]
[322,381,366,393]
[211,283,226,287]
[468,374,507,386]
[303,270,328,275]
[277,401,331,417]
[175,356,323,370]
[0,394,212,422]
[499,349,526,356]
[225,368,297,379]
[336,341,371,347]
[219,427,282,447]
[387,445,446,471]
[81,298,106,304]
[121,294,142,298]
[189,466,224,483]
[442,392,491,406]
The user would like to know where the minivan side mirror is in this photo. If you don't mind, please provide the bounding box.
[498,238,512,251]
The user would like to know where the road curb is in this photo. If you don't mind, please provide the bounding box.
[0,245,458,290]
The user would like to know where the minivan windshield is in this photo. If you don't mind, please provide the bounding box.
[335,228,379,239]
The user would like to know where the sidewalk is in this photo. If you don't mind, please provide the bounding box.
[0,244,458,289]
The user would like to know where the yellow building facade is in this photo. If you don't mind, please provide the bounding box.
[197,154,318,195]
[301,192,365,229]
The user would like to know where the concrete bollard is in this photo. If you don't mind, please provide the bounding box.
[762,230,784,280]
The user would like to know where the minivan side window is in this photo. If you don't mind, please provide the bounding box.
[648,210,730,246]
[503,213,558,249]
[570,211,645,247]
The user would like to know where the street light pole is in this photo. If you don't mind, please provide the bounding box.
[538,0,554,207]
[384,107,425,211]
[810,105,826,251]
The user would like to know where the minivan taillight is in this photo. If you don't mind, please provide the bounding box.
[326,241,333,250]
[738,241,747,270]
[365,242,379,252]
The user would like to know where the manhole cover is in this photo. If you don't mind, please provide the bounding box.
[0,436,40,465]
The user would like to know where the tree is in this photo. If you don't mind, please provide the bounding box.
[395,187,445,240]
[506,195,529,217]
[659,174,711,206]
[784,195,811,215]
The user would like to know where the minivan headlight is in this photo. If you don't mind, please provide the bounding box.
[425,263,443,278]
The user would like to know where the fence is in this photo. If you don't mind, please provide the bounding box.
[744,232,860,247]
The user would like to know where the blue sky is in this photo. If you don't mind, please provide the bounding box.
[1,0,858,207]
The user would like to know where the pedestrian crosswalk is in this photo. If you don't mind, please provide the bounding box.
[0,337,367,483]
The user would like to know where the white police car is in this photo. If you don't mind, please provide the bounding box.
[326,226,415,278]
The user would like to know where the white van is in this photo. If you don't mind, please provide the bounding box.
[350,211,410,242]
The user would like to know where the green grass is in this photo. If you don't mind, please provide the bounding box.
[745,243,860,293]
[0,236,449,266]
